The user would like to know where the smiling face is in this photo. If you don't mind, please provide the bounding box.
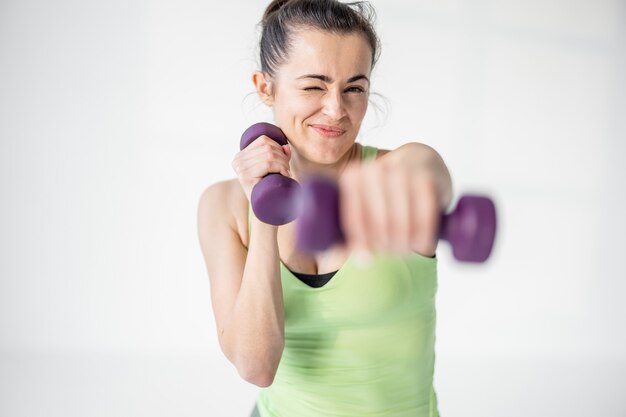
[254,29,373,165]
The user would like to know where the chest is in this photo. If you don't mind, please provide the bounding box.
[279,253,439,337]
[277,222,350,275]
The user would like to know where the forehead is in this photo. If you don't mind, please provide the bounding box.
[280,29,372,79]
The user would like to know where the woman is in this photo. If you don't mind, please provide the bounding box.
[197,0,453,416]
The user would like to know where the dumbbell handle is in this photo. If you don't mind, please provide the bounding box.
[295,176,497,262]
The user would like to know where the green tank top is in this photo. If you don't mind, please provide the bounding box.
[249,145,440,417]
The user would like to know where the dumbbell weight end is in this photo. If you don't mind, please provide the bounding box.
[438,195,496,262]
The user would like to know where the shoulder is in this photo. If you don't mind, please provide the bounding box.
[358,142,438,158]
[198,178,243,212]
[380,142,440,160]
[365,142,440,161]
[375,148,391,158]
[197,178,249,246]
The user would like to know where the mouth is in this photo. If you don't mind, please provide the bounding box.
[310,124,347,138]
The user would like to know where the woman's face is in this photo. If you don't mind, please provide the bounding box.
[261,29,372,165]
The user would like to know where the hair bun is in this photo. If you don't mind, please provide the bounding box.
[262,0,292,23]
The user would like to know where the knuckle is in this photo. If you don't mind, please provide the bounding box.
[261,136,276,146]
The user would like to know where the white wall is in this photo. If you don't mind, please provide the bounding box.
[1,0,625,416]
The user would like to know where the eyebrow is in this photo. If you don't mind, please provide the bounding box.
[296,74,370,84]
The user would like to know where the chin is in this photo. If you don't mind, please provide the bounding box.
[309,144,354,165]
[292,128,353,160]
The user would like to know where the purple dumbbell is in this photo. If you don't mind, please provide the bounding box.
[295,176,497,262]
[240,122,301,225]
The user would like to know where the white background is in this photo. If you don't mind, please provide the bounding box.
[1,0,625,416]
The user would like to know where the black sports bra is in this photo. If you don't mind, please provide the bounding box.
[289,269,338,288]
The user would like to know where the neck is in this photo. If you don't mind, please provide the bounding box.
[289,143,360,183]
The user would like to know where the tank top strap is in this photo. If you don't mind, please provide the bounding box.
[360,144,379,161]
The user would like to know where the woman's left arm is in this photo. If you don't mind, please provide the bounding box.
[339,142,453,258]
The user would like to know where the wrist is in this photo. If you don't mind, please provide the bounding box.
[250,214,279,234]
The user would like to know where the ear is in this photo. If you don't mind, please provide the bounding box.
[252,71,274,107]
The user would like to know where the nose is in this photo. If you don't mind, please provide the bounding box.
[321,89,347,120]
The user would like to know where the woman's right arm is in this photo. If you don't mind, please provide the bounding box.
[197,182,285,387]
[196,137,292,387]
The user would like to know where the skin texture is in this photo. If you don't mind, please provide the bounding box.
[198,27,453,386]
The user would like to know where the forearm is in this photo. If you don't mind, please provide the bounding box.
[221,217,285,386]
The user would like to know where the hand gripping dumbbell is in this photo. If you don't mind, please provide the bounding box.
[294,176,497,262]
[240,122,301,225]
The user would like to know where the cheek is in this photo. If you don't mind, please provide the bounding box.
[293,95,319,113]
[346,98,369,119]
[275,95,318,122]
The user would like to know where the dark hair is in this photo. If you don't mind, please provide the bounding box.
[259,0,381,78]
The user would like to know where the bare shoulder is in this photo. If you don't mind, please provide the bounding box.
[360,141,441,161]
[197,178,249,247]
[379,142,441,160]
[375,148,391,158]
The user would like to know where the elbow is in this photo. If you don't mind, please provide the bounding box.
[239,364,278,387]
[219,329,284,388]
[232,343,284,388]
